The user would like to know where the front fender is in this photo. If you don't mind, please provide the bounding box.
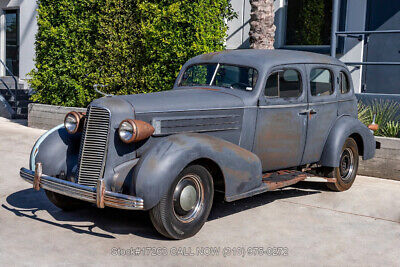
[133,133,262,210]
[31,124,81,179]
[320,116,375,167]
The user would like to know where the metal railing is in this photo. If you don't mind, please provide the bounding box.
[0,78,15,101]
[0,58,18,104]
[333,30,400,66]
[330,0,400,66]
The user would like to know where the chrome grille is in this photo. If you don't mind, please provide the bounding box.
[77,106,110,187]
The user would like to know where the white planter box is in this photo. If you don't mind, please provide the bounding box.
[358,136,400,181]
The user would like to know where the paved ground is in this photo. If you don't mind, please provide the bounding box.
[0,117,399,266]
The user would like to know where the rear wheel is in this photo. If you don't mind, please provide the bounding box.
[324,138,359,192]
[149,165,214,239]
[45,190,87,211]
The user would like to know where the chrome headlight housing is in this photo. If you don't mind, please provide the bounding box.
[119,120,135,143]
[64,111,83,134]
[118,119,155,143]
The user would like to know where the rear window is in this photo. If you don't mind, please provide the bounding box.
[310,68,333,96]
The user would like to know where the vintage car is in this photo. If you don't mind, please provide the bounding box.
[20,49,378,239]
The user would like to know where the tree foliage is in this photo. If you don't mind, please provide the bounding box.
[30,0,235,107]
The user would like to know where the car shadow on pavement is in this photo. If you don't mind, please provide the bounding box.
[3,184,322,240]
[209,185,321,221]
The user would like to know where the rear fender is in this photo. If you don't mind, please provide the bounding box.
[133,133,262,210]
[320,116,375,167]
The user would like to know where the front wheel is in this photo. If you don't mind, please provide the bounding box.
[324,137,359,192]
[149,165,214,239]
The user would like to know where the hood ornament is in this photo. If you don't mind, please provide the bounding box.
[93,84,113,97]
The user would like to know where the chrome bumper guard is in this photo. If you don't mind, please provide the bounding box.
[20,167,144,210]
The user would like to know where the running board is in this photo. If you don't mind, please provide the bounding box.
[225,169,335,202]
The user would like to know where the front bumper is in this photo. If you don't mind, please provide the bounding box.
[20,167,144,210]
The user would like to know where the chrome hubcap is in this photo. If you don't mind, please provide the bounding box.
[173,174,204,223]
[339,148,354,182]
[180,185,197,211]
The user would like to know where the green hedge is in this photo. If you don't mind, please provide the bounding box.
[30,0,235,107]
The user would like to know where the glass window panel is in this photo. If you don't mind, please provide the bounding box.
[265,72,279,97]
[213,65,258,91]
[265,69,302,98]
[5,10,19,76]
[340,72,350,94]
[310,68,333,96]
[179,64,217,87]
[179,64,258,92]
[279,69,302,98]
[286,0,332,45]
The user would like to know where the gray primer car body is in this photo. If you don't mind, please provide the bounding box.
[30,49,376,210]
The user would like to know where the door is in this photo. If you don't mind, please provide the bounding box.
[301,65,338,164]
[253,64,308,172]
[363,0,400,94]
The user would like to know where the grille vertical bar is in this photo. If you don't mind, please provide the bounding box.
[77,106,110,187]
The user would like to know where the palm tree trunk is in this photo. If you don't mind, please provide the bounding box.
[249,0,276,49]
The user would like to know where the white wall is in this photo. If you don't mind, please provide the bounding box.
[0,0,37,86]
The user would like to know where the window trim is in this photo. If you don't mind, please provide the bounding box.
[309,67,334,97]
[264,68,303,99]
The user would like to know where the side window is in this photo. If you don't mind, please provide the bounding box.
[265,69,302,98]
[310,68,333,96]
[340,71,350,94]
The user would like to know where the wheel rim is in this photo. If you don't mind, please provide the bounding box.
[339,147,354,182]
[173,174,204,223]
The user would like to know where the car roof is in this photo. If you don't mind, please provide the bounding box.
[186,49,346,71]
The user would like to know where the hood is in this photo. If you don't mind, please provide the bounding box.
[113,88,245,114]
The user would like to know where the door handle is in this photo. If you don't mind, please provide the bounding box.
[299,109,317,115]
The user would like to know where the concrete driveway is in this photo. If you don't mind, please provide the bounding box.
[1,117,399,266]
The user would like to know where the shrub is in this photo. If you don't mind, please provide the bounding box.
[29,0,235,107]
[29,0,104,107]
[358,99,400,138]
[381,121,400,138]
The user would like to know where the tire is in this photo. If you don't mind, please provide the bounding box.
[45,190,87,211]
[324,137,359,192]
[149,165,214,239]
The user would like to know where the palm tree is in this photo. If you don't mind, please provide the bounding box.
[249,0,276,49]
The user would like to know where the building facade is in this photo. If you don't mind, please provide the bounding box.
[0,0,37,87]
[227,0,400,96]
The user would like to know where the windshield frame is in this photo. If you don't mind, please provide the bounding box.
[178,63,260,92]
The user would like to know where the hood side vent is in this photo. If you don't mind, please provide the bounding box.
[152,115,241,135]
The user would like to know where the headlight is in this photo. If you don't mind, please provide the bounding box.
[64,111,83,134]
[118,119,155,143]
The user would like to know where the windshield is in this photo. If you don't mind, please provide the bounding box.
[179,63,258,91]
